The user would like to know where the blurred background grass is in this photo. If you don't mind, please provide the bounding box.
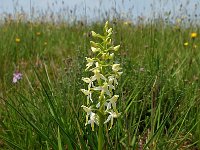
[0,0,200,149]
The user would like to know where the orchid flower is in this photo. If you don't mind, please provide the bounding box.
[85,57,94,70]
[104,110,121,130]
[88,112,99,131]
[81,21,122,133]
[106,95,119,111]
[91,68,107,83]
[81,105,92,126]
[80,89,93,104]
[82,77,95,90]
[93,82,111,97]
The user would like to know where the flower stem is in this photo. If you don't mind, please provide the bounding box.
[98,93,104,150]
[98,114,104,150]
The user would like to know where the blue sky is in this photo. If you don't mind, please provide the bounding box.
[0,0,200,22]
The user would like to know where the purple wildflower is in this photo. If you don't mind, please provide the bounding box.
[13,72,22,83]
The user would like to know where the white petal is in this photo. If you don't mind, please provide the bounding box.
[81,105,92,113]
[81,89,90,95]
[117,72,123,76]
[82,77,91,83]
[91,47,100,53]
[93,86,102,91]
[13,77,17,83]
[106,102,111,111]
[109,53,114,59]
[110,95,119,103]
[100,74,107,81]
[96,102,100,108]
[89,93,93,103]
[104,114,112,124]
[103,83,111,97]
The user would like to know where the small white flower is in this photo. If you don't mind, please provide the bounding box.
[80,89,93,104]
[112,64,122,72]
[106,95,119,111]
[88,112,99,131]
[96,101,108,109]
[85,57,94,70]
[104,110,121,130]
[91,68,107,82]
[82,77,95,89]
[93,82,111,97]
[108,76,116,91]
[81,105,92,126]
[109,75,118,86]
[89,62,101,71]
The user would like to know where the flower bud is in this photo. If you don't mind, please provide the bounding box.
[112,64,122,72]
[90,41,98,47]
[109,53,114,59]
[114,45,120,51]
[91,47,100,53]
[108,39,112,45]
[104,21,109,29]
[107,28,112,34]
[102,53,109,60]
[91,31,97,37]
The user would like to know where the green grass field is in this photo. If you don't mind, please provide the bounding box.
[0,16,200,149]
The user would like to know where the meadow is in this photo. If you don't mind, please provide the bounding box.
[0,10,200,150]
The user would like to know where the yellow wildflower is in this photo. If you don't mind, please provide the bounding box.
[15,38,20,43]
[36,32,41,36]
[191,32,197,38]
[44,42,47,45]
[184,42,188,46]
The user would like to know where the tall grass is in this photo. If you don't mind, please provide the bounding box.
[0,2,200,150]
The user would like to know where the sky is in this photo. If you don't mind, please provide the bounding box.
[0,0,200,22]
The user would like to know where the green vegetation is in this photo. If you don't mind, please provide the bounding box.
[0,17,200,149]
